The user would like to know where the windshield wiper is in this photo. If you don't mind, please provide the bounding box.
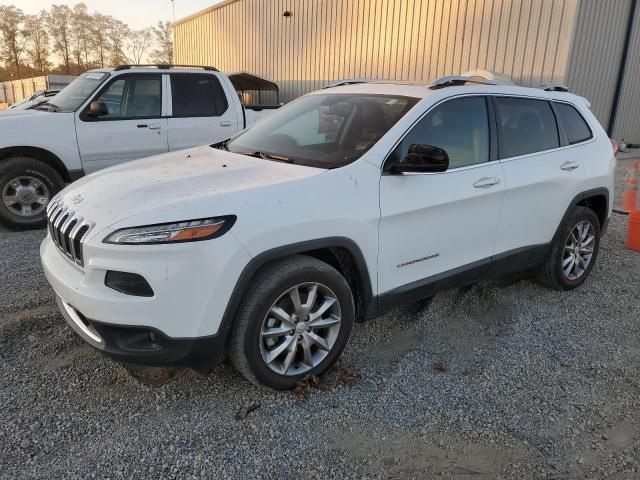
[36,101,59,112]
[244,151,293,163]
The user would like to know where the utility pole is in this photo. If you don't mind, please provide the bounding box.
[171,0,175,22]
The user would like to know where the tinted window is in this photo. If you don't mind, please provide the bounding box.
[226,94,417,169]
[554,102,592,144]
[171,74,228,117]
[93,76,161,118]
[391,96,490,169]
[496,97,559,158]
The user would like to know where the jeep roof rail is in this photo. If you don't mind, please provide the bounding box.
[113,64,219,72]
[429,75,497,89]
[323,78,379,88]
[540,83,569,92]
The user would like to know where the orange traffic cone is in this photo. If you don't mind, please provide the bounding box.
[621,159,639,212]
[626,210,640,252]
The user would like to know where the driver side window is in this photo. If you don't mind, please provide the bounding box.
[93,76,162,119]
[393,96,490,169]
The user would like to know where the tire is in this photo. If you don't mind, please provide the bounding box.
[535,206,601,290]
[229,255,355,389]
[0,156,65,229]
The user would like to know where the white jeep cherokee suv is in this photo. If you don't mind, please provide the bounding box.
[40,77,615,389]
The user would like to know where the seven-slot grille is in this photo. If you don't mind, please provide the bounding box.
[46,198,95,267]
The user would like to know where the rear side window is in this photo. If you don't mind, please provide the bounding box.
[495,97,559,158]
[171,74,228,117]
[553,102,592,144]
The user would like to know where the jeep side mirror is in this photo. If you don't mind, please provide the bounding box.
[390,144,449,173]
[88,101,108,117]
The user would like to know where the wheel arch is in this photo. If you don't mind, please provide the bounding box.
[554,187,610,243]
[218,237,375,347]
[0,146,74,182]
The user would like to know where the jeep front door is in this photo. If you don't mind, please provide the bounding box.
[378,96,505,304]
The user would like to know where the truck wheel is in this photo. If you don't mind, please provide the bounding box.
[535,206,601,290]
[0,156,64,229]
[229,255,355,390]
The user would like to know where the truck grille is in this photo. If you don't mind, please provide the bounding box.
[46,198,95,267]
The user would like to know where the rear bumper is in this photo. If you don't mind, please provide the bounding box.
[55,295,226,372]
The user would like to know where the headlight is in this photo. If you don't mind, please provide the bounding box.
[103,216,236,245]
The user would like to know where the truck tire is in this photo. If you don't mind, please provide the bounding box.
[229,255,355,390]
[535,206,601,290]
[0,156,64,229]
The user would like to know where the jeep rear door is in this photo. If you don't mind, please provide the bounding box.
[75,73,168,174]
[492,96,591,256]
[378,96,505,304]
[167,73,240,150]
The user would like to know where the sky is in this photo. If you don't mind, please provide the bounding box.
[1,0,225,29]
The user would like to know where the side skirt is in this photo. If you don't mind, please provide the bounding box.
[373,243,550,317]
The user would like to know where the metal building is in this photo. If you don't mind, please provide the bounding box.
[174,0,640,141]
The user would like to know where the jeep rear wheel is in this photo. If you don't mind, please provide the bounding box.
[0,157,64,229]
[536,206,601,290]
[229,255,355,389]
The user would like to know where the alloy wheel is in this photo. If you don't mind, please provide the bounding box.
[259,282,342,376]
[562,220,596,280]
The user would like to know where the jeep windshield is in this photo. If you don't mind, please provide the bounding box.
[225,93,418,168]
[41,72,109,112]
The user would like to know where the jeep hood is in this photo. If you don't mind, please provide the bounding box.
[55,145,326,230]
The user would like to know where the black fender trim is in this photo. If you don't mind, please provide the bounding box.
[215,236,375,349]
[554,187,610,241]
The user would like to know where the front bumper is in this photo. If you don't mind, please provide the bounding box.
[55,295,225,371]
[40,228,251,369]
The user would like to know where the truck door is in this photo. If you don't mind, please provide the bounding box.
[167,73,241,150]
[75,73,168,174]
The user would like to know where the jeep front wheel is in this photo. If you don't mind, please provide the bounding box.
[229,255,355,389]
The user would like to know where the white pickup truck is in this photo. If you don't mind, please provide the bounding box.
[0,65,278,228]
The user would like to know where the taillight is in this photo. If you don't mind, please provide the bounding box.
[611,138,620,154]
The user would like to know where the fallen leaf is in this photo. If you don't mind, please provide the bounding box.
[235,403,260,420]
[433,361,447,373]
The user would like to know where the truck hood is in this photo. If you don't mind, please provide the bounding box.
[56,145,326,230]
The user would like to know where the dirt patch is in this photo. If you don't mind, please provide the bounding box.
[332,428,536,479]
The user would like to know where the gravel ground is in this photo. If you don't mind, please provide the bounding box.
[1,157,639,479]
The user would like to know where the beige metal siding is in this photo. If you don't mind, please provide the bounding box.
[612,5,640,141]
[174,0,578,102]
[566,0,634,130]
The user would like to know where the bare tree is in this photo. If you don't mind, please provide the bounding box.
[71,3,92,70]
[24,12,50,74]
[127,29,153,65]
[106,18,130,66]
[47,4,73,74]
[150,21,173,65]
[90,13,111,68]
[0,6,28,77]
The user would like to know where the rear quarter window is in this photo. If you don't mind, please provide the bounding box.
[553,102,593,145]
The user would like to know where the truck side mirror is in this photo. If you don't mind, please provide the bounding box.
[390,144,449,173]
[88,101,108,117]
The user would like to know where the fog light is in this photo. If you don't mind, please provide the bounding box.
[105,271,154,297]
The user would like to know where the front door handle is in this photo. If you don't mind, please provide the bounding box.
[473,177,501,188]
[147,123,162,130]
[220,121,232,127]
[560,161,580,171]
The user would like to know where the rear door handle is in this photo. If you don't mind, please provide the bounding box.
[473,177,501,188]
[560,161,580,171]
[147,123,162,130]
[220,121,232,127]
